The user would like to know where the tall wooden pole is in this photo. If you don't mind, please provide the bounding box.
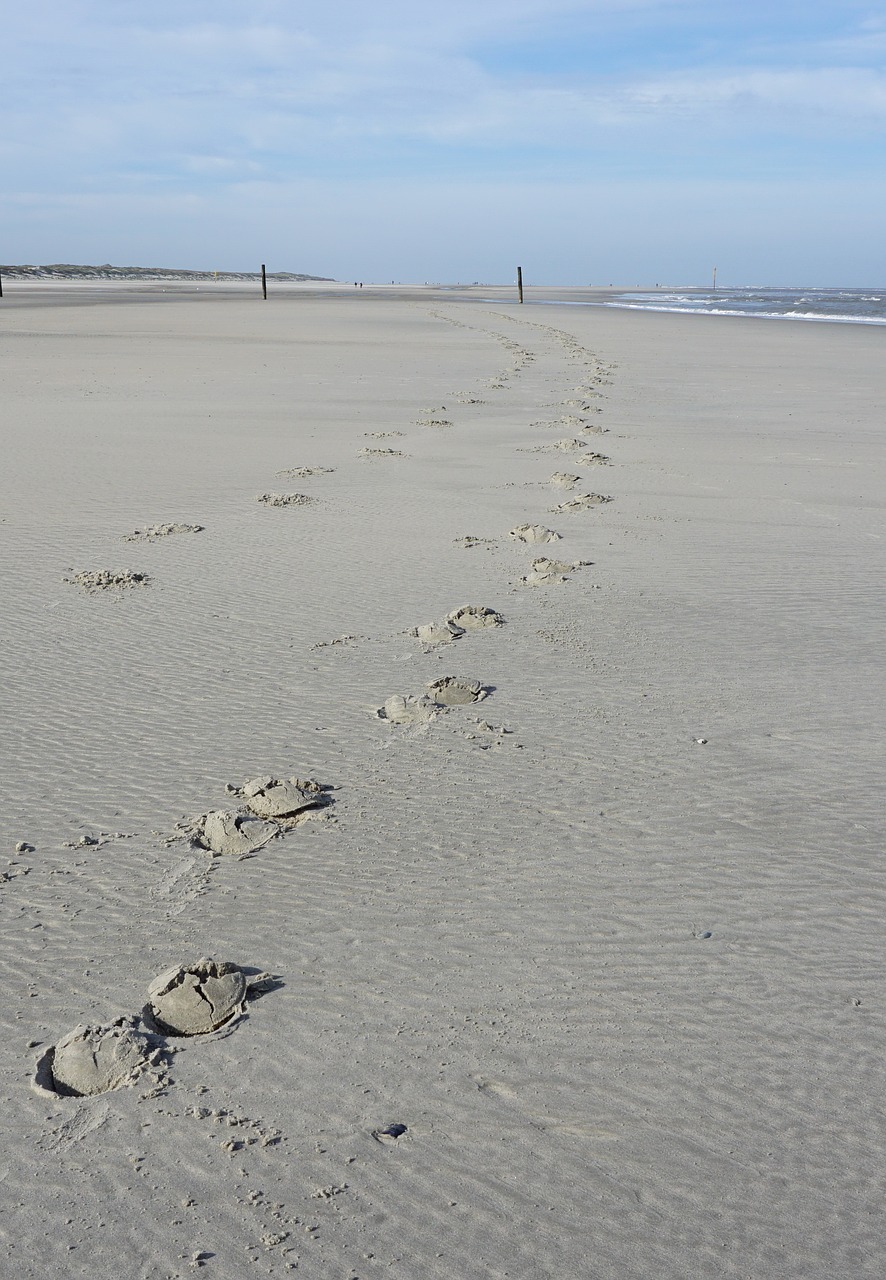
[517,266,523,304]
[261,263,267,299]
[712,265,717,292]
[0,270,4,298]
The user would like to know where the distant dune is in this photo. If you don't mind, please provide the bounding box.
[0,262,334,281]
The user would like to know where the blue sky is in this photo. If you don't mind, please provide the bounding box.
[3,1,885,283]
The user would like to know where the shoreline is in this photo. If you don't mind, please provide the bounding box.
[4,278,884,326]
[2,291,884,1278]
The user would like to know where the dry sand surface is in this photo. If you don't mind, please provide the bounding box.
[1,282,885,1277]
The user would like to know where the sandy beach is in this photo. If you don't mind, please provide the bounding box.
[1,283,884,1278]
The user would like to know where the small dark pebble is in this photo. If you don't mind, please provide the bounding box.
[377,1123,407,1139]
[700,931,713,939]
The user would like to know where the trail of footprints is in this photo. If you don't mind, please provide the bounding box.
[36,307,617,1207]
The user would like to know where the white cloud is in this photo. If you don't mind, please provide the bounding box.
[3,0,886,282]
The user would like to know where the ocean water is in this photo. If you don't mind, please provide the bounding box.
[603,287,886,326]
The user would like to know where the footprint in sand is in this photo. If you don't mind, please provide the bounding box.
[410,620,464,648]
[255,492,316,507]
[122,523,204,542]
[551,493,612,513]
[275,466,335,478]
[233,775,329,821]
[66,569,151,592]
[145,958,248,1036]
[446,604,505,631]
[549,472,581,489]
[517,438,590,455]
[509,523,562,545]
[363,431,404,439]
[465,719,517,749]
[377,694,440,725]
[35,1016,160,1097]
[195,809,281,856]
[358,447,406,459]
[378,677,488,720]
[416,418,452,428]
[189,776,330,854]
[553,437,596,452]
[426,676,487,706]
[410,605,503,649]
[560,414,599,427]
[520,556,592,585]
[310,633,363,650]
[453,535,497,550]
[574,452,610,467]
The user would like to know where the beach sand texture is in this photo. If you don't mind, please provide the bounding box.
[1,286,885,1277]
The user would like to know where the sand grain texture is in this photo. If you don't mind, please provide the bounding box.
[1,284,885,1279]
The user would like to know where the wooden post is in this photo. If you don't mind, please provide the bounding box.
[261,263,267,299]
[712,266,717,291]
[0,270,4,298]
[517,266,524,304]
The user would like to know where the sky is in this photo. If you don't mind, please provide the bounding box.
[3,0,885,283]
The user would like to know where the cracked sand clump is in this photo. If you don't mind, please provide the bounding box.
[377,695,439,725]
[509,524,561,545]
[66,570,151,592]
[196,809,280,856]
[575,452,610,466]
[550,473,580,489]
[147,958,247,1036]
[122,523,204,542]
[447,604,504,630]
[358,447,406,458]
[49,1016,155,1096]
[426,676,486,706]
[255,492,315,507]
[238,776,326,820]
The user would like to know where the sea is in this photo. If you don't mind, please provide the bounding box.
[596,287,886,326]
